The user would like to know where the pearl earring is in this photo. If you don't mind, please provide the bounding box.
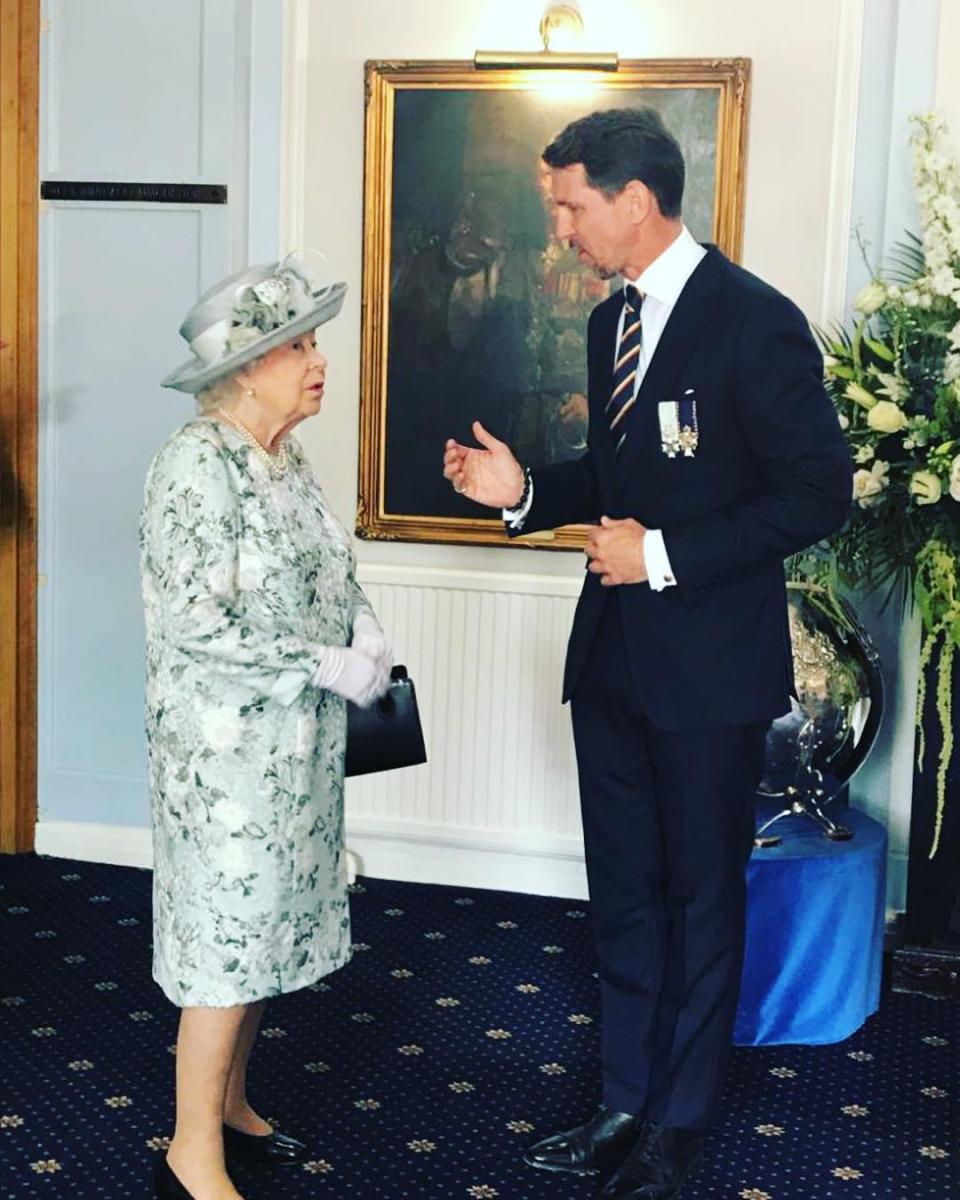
[244,386,255,399]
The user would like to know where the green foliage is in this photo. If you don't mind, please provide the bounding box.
[811,114,960,858]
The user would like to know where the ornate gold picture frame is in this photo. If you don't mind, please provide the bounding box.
[358,58,750,549]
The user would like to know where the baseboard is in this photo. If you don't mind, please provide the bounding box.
[345,815,589,899]
[32,815,910,913]
[33,817,589,899]
[34,819,154,869]
[886,850,908,920]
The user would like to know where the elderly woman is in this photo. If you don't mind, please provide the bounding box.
[141,256,390,1200]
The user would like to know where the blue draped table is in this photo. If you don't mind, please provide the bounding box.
[734,807,887,1046]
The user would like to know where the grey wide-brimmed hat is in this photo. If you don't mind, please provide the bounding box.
[162,254,347,394]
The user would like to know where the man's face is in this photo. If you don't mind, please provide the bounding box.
[548,163,633,280]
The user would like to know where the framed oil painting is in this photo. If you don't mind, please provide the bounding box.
[358,59,750,548]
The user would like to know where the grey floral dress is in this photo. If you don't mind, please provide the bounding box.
[140,417,372,1007]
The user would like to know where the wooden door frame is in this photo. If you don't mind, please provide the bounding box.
[0,0,39,853]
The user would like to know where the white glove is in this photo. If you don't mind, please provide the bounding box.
[312,645,391,708]
[351,611,393,675]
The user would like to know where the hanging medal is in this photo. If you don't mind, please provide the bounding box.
[677,389,699,457]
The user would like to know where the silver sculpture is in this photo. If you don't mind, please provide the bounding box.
[755,584,884,846]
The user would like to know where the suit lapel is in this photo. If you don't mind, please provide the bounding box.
[614,246,728,482]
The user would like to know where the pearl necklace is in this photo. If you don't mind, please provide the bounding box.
[217,408,288,477]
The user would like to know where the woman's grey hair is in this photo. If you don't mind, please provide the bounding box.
[196,374,239,415]
[195,353,266,414]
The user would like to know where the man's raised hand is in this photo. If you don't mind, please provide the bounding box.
[443,421,526,509]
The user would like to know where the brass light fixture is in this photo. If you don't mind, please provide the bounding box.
[475,3,619,70]
[540,4,586,50]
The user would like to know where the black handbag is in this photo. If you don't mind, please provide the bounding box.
[345,665,427,777]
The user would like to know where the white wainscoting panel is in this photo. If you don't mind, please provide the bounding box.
[345,564,588,894]
[348,565,582,831]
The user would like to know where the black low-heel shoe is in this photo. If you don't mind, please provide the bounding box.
[223,1122,308,1166]
[153,1156,196,1200]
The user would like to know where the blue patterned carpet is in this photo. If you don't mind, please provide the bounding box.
[0,853,956,1200]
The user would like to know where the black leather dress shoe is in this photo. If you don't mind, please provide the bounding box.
[523,1106,647,1176]
[153,1156,197,1200]
[599,1123,706,1199]
[222,1122,308,1166]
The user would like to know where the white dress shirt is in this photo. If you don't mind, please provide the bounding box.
[506,226,706,590]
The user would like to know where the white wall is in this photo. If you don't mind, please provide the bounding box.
[935,1,960,134]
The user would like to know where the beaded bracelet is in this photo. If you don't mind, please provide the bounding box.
[505,467,532,514]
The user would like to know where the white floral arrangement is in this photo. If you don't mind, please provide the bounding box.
[812,113,960,856]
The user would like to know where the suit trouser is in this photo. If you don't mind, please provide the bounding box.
[570,596,768,1128]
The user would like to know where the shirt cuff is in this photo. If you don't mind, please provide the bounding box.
[644,528,677,591]
[503,476,535,529]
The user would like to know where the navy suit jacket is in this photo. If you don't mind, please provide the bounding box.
[513,245,853,730]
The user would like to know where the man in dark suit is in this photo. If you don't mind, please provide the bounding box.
[443,107,851,1200]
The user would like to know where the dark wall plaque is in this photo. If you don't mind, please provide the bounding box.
[40,181,227,204]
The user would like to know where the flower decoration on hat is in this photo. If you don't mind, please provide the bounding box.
[226,263,313,355]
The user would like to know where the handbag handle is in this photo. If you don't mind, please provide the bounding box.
[345,663,426,777]
[374,665,410,718]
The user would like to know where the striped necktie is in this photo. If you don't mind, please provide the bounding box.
[607,283,643,450]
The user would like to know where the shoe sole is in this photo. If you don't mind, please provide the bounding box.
[522,1155,598,1177]
[225,1154,307,1169]
[602,1151,705,1199]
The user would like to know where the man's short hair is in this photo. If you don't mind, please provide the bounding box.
[542,107,685,218]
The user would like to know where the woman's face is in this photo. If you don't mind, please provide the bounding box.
[239,330,327,430]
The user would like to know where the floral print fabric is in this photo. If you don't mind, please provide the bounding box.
[140,417,371,1006]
